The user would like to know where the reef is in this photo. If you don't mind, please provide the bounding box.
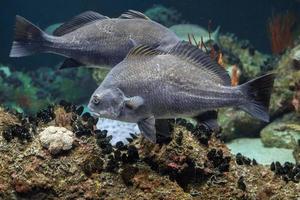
[218,33,272,81]
[213,31,300,144]
[0,103,299,199]
[0,65,97,114]
[260,113,300,149]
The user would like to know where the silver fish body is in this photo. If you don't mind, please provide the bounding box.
[88,42,275,143]
[50,19,179,65]
[10,10,180,67]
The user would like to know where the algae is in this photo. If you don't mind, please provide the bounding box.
[0,103,299,199]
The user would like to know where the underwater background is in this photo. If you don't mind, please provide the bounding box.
[0,0,300,199]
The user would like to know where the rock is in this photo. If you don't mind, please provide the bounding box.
[0,107,20,132]
[292,49,300,70]
[260,113,300,149]
[219,33,271,80]
[218,108,265,141]
[269,44,300,116]
[44,23,63,34]
[293,140,300,164]
[144,5,183,27]
[39,126,75,155]
[170,24,220,44]
[1,105,300,199]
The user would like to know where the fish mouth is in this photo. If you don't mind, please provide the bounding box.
[89,110,118,120]
[88,107,101,118]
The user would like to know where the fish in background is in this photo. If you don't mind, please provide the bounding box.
[9,10,180,69]
[88,42,275,143]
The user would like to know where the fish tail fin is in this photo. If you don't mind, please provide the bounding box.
[238,73,275,122]
[10,15,50,57]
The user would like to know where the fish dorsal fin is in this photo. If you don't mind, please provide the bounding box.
[53,11,109,36]
[126,45,162,59]
[119,10,150,20]
[168,42,231,85]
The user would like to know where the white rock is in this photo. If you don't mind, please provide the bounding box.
[96,118,140,145]
[39,126,75,155]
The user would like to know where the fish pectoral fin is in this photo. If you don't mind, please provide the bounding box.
[53,11,109,36]
[138,116,156,143]
[125,96,144,110]
[59,58,84,69]
[194,110,220,132]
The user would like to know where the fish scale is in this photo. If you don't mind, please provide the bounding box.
[10,10,180,68]
[88,42,275,143]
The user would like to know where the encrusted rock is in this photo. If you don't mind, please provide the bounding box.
[292,49,300,69]
[260,113,300,149]
[39,126,75,155]
[269,44,300,115]
[218,108,264,141]
[0,107,20,132]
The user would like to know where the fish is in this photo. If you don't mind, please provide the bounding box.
[88,42,275,143]
[170,24,220,44]
[9,10,180,69]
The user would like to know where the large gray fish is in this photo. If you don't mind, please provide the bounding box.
[9,10,180,68]
[88,42,275,143]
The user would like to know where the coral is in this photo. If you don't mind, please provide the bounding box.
[230,64,240,86]
[218,33,271,80]
[269,43,300,115]
[292,49,300,69]
[268,11,296,55]
[54,105,74,129]
[292,80,300,112]
[39,126,75,155]
[136,124,300,199]
[217,34,300,142]
[0,107,20,132]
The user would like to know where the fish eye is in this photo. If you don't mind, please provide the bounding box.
[92,95,101,105]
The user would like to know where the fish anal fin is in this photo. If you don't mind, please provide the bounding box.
[138,116,156,143]
[194,110,220,132]
[119,10,150,20]
[53,11,109,36]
